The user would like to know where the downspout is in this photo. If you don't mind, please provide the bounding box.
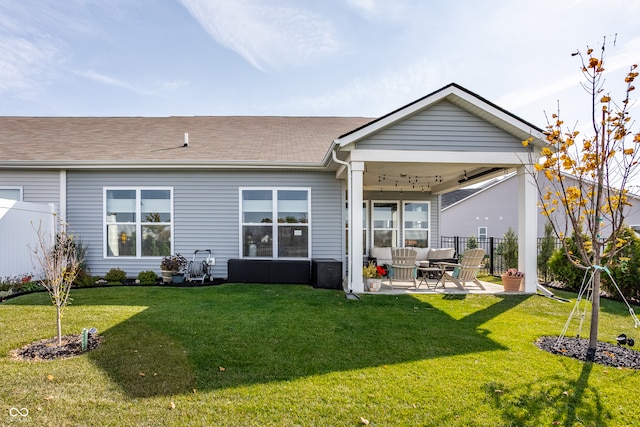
[59,170,66,224]
[332,149,355,296]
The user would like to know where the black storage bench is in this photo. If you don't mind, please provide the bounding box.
[227,259,311,285]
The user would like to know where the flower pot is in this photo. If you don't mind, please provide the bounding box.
[161,270,174,283]
[502,275,522,292]
[172,273,185,284]
[366,278,382,292]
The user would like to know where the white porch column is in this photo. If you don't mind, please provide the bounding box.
[517,164,538,293]
[350,161,365,293]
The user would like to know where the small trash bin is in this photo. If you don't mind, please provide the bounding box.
[311,258,342,290]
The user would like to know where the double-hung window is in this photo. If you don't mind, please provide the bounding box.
[403,202,429,247]
[104,188,172,257]
[241,188,310,258]
[478,226,488,242]
[372,201,398,247]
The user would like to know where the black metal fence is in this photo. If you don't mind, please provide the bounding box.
[440,236,562,277]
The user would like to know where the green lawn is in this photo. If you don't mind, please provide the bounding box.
[1,284,639,426]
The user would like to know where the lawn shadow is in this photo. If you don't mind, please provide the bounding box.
[17,284,529,398]
[486,361,610,426]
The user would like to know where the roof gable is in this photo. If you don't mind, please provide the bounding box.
[335,83,544,148]
[354,100,523,152]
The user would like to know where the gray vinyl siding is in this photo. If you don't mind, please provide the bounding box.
[441,174,640,240]
[0,170,61,211]
[66,170,343,278]
[441,178,519,240]
[356,100,524,152]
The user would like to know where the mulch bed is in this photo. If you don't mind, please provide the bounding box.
[9,333,103,361]
[536,335,640,369]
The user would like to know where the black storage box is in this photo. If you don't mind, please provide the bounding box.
[311,258,343,290]
[227,259,310,285]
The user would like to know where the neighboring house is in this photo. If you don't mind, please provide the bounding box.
[0,83,546,293]
[441,172,640,240]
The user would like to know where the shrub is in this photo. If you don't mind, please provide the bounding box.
[138,270,159,285]
[20,281,43,293]
[602,227,640,302]
[547,236,584,291]
[0,277,13,292]
[498,227,518,269]
[104,268,127,285]
[466,235,478,249]
[74,269,96,287]
[0,275,37,293]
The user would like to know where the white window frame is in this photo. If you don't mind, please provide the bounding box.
[0,187,23,201]
[372,200,399,247]
[402,201,430,248]
[103,187,174,258]
[239,187,311,259]
[478,226,488,242]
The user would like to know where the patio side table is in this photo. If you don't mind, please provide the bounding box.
[417,266,444,289]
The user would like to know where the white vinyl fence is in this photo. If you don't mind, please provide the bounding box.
[0,198,55,279]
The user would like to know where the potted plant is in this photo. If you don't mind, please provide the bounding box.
[363,261,387,292]
[501,268,523,292]
[160,253,187,283]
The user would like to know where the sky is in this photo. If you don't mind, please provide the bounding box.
[1,0,639,130]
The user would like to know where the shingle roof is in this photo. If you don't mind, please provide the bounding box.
[0,116,372,165]
[441,188,481,208]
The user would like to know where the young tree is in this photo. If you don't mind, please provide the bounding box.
[31,222,80,345]
[537,221,557,282]
[525,39,640,360]
[500,227,518,269]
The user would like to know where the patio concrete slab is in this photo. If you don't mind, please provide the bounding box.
[360,279,517,295]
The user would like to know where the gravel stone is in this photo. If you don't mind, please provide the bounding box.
[9,333,103,361]
[536,335,640,369]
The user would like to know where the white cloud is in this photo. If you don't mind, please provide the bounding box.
[0,36,57,96]
[497,36,640,113]
[0,0,99,98]
[78,70,188,97]
[79,70,149,94]
[266,58,443,116]
[178,0,341,70]
[344,0,409,21]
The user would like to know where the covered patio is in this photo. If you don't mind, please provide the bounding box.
[331,84,545,295]
[359,277,510,296]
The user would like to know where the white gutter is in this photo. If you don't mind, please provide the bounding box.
[332,149,353,294]
[0,161,329,170]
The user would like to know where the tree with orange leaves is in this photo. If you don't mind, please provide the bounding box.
[524,38,640,361]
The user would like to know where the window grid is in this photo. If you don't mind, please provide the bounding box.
[478,226,488,242]
[240,188,311,259]
[104,187,173,258]
[372,201,399,247]
[403,201,430,248]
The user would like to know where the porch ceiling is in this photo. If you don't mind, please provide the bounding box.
[362,161,511,194]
